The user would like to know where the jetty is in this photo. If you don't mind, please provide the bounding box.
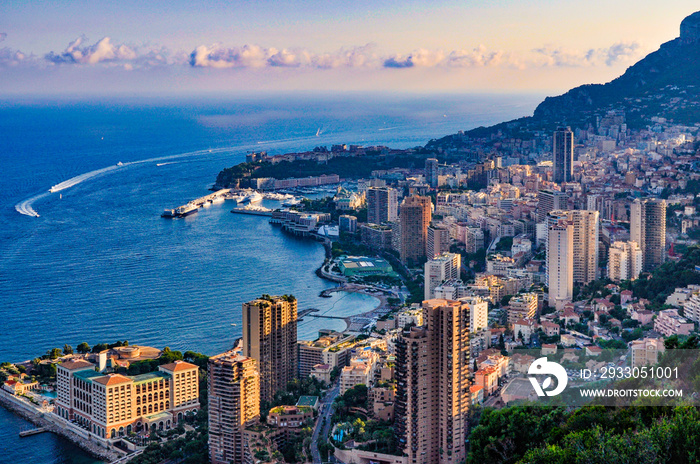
[19,426,47,437]
[230,208,273,217]
[162,188,231,218]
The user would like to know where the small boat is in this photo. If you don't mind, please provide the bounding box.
[116,162,124,166]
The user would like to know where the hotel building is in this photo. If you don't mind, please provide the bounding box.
[54,359,199,441]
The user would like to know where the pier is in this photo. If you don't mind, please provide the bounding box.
[230,208,273,217]
[19,426,47,437]
[162,188,231,218]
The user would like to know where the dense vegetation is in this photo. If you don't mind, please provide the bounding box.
[468,406,700,464]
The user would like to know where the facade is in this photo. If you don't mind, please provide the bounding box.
[607,241,643,282]
[553,127,574,184]
[630,338,665,368]
[339,215,358,233]
[570,210,599,285]
[399,195,432,265]
[297,332,356,378]
[461,295,489,333]
[395,299,470,464]
[507,292,538,325]
[424,252,461,300]
[359,223,393,250]
[425,158,439,188]
[54,360,199,442]
[427,226,450,259]
[367,187,398,224]
[630,198,667,271]
[654,309,694,336]
[537,189,568,222]
[208,353,260,464]
[242,295,298,403]
[548,220,574,310]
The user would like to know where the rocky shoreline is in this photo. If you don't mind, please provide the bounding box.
[0,393,121,463]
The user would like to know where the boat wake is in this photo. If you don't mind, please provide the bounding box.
[14,146,237,218]
[15,192,49,217]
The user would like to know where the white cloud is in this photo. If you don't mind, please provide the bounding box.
[0,47,26,66]
[532,41,643,68]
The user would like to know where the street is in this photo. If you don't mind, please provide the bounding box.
[310,382,341,464]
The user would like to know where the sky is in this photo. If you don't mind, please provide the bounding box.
[0,0,698,96]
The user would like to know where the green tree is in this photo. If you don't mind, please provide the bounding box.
[76,342,90,354]
[63,344,73,355]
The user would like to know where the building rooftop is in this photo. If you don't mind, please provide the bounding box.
[59,360,95,371]
[93,374,132,386]
[72,369,103,382]
[159,360,198,372]
[296,396,320,407]
[132,371,171,384]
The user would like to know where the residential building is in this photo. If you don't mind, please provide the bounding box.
[400,195,432,265]
[608,241,643,282]
[570,210,599,285]
[360,223,393,250]
[537,189,568,222]
[427,226,450,259]
[425,158,439,188]
[508,293,538,325]
[339,215,358,233]
[654,309,694,336]
[631,198,667,271]
[424,252,461,300]
[548,220,574,310]
[395,299,470,464]
[553,127,574,184]
[54,359,199,442]
[297,331,356,378]
[630,338,665,368]
[242,295,297,403]
[461,295,489,333]
[367,187,398,224]
[208,353,260,464]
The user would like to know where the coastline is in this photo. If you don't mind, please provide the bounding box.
[319,284,392,332]
[0,390,119,463]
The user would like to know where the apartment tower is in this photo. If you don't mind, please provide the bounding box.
[242,295,297,403]
[399,195,432,265]
[548,220,574,310]
[608,240,643,282]
[570,210,599,285]
[424,252,461,300]
[427,225,450,259]
[552,127,574,184]
[395,299,470,464]
[630,198,666,271]
[425,158,439,188]
[366,187,398,224]
[208,353,260,464]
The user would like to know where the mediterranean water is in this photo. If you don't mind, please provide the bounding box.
[0,92,542,462]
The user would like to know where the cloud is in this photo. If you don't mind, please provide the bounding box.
[190,43,379,69]
[533,41,643,68]
[0,47,26,66]
[0,33,7,43]
[45,36,138,65]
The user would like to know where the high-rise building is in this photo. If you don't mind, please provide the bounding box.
[548,220,574,310]
[461,294,489,333]
[544,210,569,282]
[570,210,599,285]
[537,189,568,222]
[425,158,439,188]
[366,187,398,224]
[424,252,461,300]
[400,195,432,265]
[395,299,470,464]
[552,127,574,184]
[608,240,643,282]
[427,226,450,259]
[242,295,297,403]
[630,198,666,271]
[208,353,260,464]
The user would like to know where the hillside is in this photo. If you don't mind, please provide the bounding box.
[427,11,700,148]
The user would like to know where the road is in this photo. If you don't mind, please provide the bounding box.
[311,382,341,464]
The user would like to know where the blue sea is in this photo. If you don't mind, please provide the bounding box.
[0,92,542,462]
